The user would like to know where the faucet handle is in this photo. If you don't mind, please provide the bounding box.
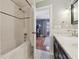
[24,33,27,41]
[72,30,78,37]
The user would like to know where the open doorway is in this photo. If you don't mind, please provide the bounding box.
[34,0,53,59]
[36,19,50,51]
[36,6,50,51]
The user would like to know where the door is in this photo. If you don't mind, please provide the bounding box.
[34,5,53,59]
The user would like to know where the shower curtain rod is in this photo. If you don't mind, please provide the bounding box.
[25,0,31,7]
[0,11,30,19]
[11,0,21,8]
[11,0,31,7]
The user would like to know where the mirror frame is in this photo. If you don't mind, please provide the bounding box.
[71,0,78,24]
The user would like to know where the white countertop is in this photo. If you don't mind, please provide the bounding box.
[54,35,78,59]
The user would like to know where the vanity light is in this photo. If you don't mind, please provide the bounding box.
[73,7,77,13]
[61,9,70,19]
[46,46,50,50]
[64,9,70,14]
[38,24,41,27]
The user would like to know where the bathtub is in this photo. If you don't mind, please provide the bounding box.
[0,40,32,59]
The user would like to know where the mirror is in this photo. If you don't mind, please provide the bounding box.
[71,0,78,24]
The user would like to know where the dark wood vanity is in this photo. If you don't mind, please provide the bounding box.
[53,36,71,59]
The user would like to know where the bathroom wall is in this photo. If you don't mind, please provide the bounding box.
[0,10,1,56]
[52,0,78,35]
[23,0,35,46]
[0,0,25,55]
[27,7,35,46]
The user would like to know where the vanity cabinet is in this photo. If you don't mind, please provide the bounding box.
[53,36,70,59]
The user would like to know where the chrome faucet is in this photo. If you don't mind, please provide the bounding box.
[72,30,78,37]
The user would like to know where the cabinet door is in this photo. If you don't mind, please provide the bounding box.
[58,52,63,59]
[54,37,70,59]
[54,39,59,59]
[61,49,70,59]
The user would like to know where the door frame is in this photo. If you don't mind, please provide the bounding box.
[33,1,53,59]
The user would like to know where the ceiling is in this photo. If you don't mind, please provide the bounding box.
[12,0,75,7]
[11,0,75,10]
[12,0,31,8]
[36,0,50,8]
[35,0,44,3]
[12,0,49,8]
[11,0,32,12]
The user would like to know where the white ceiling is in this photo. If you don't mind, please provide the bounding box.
[11,0,33,12]
[35,0,44,3]
[36,0,50,8]
[12,0,75,7]
[12,0,31,8]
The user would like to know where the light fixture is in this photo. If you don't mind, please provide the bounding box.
[64,9,70,14]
